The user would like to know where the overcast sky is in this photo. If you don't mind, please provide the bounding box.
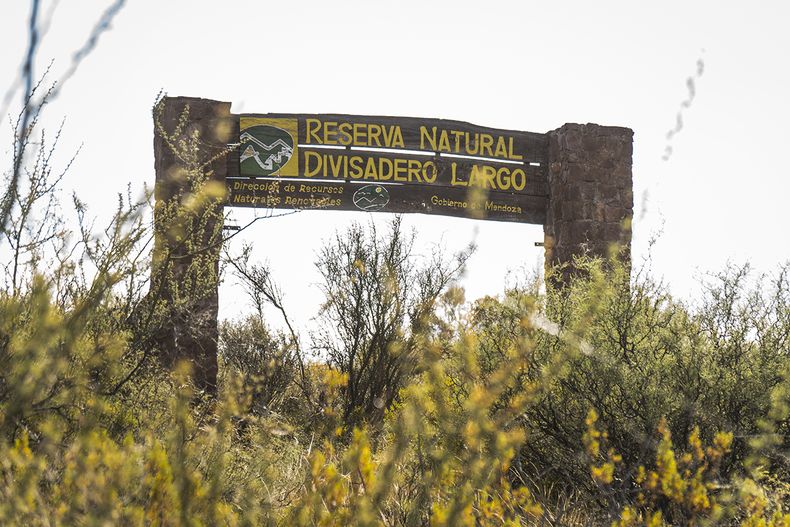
[2,0,789,333]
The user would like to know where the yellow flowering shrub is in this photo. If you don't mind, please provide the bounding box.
[1,101,787,524]
[586,406,789,526]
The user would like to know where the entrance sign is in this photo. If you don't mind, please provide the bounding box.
[152,96,634,393]
[226,114,550,224]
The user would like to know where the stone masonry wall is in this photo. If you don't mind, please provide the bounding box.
[544,123,634,281]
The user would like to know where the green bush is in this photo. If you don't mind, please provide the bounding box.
[464,257,789,524]
[1,250,789,525]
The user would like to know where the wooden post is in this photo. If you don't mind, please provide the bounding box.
[152,96,232,394]
[543,123,634,284]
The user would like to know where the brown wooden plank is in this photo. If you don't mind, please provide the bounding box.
[236,113,548,164]
[225,177,547,225]
[230,144,547,197]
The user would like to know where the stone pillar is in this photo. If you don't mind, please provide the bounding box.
[152,96,232,394]
[543,123,633,284]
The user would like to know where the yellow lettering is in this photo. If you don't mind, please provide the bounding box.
[451,130,464,153]
[368,124,382,147]
[438,130,451,152]
[353,123,366,146]
[392,126,404,147]
[420,126,437,150]
[364,157,377,179]
[306,119,321,144]
[323,121,338,145]
[508,137,522,160]
[469,165,482,187]
[381,125,403,148]
[451,162,466,186]
[465,132,479,155]
[494,137,508,158]
[495,167,511,190]
[378,157,393,181]
[511,168,526,191]
[423,161,437,183]
[393,159,407,182]
[304,151,322,177]
[338,123,352,145]
[328,154,344,176]
[349,156,364,178]
[407,159,422,182]
[480,134,494,157]
[482,166,496,189]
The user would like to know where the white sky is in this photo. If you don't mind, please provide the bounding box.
[2,1,789,334]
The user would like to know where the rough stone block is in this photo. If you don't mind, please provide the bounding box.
[545,123,633,280]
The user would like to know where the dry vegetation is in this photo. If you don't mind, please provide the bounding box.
[1,6,788,520]
[0,95,788,526]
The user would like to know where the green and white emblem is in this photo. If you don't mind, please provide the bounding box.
[239,125,295,177]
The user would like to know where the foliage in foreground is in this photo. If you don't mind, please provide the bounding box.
[1,100,788,525]
[1,250,788,525]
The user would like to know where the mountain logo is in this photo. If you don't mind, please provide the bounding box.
[239,124,295,177]
[353,185,390,212]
